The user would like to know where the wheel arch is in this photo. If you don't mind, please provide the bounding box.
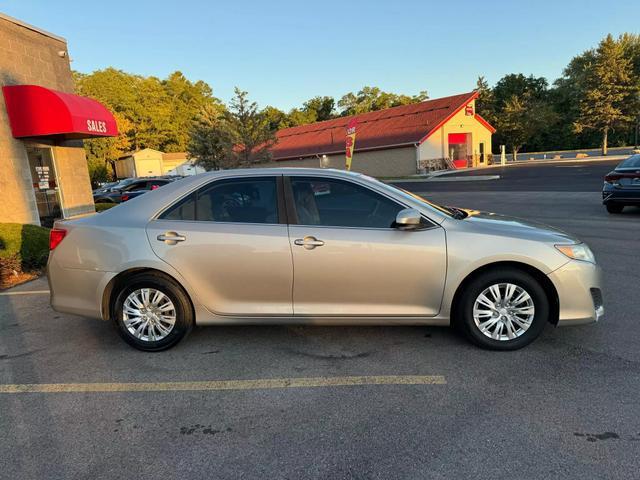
[450,261,560,327]
[101,267,195,322]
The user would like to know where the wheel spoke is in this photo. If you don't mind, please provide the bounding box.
[504,318,517,339]
[512,291,531,306]
[129,295,144,309]
[478,318,500,332]
[151,289,164,306]
[475,310,494,318]
[504,283,516,303]
[158,302,175,313]
[489,285,502,304]
[511,306,534,315]
[476,294,496,310]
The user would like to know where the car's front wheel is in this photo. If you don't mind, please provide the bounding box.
[456,268,549,350]
[112,273,193,351]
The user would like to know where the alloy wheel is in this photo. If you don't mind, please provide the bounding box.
[472,283,535,341]
[122,288,176,342]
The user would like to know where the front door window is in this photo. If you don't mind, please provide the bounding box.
[26,146,62,227]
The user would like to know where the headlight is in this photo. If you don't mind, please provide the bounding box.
[555,244,596,264]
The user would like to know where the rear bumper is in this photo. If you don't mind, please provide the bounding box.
[602,186,640,204]
[47,255,115,320]
[547,260,603,326]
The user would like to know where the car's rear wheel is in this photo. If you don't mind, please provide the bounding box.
[456,268,548,350]
[112,273,193,351]
[606,204,624,214]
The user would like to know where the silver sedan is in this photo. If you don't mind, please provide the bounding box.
[47,168,603,351]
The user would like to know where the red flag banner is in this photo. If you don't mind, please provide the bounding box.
[345,118,357,171]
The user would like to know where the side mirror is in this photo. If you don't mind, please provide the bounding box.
[394,208,422,230]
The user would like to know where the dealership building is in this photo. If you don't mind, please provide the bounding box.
[0,13,117,226]
[269,91,496,177]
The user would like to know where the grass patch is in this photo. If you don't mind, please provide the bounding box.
[95,202,117,212]
[0,223,50,289]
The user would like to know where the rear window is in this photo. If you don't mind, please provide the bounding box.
[618,155,640,169]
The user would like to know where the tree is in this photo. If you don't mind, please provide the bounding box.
[83,112,133,181]
[573,35,639,155]
[75,68,220,174]
[495,93,557,160]
[225,88,277,165]
[474,76,495,124]
[187,104,230,171]
[262,106,292,131]
[302,96,335,121]
[337,86,428,116]
[188,88,276,169]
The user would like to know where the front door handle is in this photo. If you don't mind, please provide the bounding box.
[157,232,186,245]
[294,236,325,250]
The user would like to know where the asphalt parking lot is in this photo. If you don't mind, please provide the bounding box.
[2,159,640,480]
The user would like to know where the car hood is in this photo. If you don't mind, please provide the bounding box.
[452,209,581,244]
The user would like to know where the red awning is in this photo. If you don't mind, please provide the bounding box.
[2,85,118,139]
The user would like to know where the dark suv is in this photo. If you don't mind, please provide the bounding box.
[602,154,640,213]
[93,177,179,204]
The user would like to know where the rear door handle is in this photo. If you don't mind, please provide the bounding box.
[157,232,186,244]
[294,236,325,250]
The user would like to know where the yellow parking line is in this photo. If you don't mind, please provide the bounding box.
[0,375,446,394]
[0,290,50,296]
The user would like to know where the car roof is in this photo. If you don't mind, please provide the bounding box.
[85,168,449,226]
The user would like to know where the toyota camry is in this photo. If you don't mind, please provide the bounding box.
[47,168,603,351]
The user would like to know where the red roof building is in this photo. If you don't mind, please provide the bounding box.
[269,91,495,177]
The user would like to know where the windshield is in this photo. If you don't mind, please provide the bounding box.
[113,178,137,189]
[617,155,640,169]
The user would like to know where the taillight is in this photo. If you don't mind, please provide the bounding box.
[121,194,130,202]
[604,173,621,184]
[49,228,67,250]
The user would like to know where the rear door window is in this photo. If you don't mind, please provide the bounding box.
[159,177,279,224]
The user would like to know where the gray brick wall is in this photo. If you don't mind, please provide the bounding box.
[0,16,93,225]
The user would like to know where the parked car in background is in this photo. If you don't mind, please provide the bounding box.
[49,168,603,352]
[92,181,119,195]
[93,177,180,204]
[603,154,640,213]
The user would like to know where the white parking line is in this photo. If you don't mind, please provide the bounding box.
[0,290,50,296]
[0,375,446,394]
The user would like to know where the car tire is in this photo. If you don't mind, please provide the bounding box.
[455,267,549,351]
[112,273,193,351]
[606,204,624,214]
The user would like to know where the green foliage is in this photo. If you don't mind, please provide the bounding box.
[225,88,276,166]
[95,203,118,212]
[0,223,50,274]
[337,86,428,116]
[188,88,276,169]
[474,33,640,155]
[573,34,640,154]
[302,96,335,121]
[187,103,232,171]
[75,68,221,178]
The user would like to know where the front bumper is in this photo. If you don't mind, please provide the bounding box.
[547,260,603,326]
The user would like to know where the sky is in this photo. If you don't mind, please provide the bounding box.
[2,0,639,110]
